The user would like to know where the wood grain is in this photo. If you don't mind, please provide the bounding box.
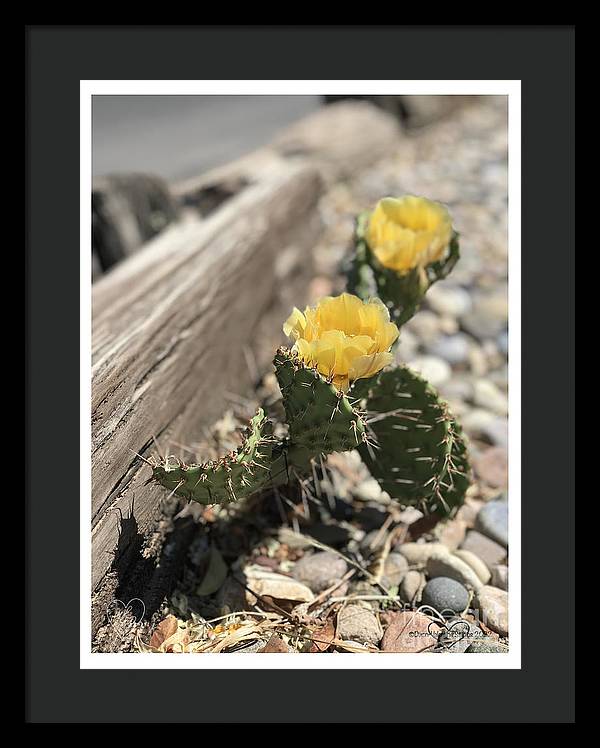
[91,163,322,594]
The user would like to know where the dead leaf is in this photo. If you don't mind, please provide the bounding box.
[149,615,178,649]
[196,545,228,596]
[309,618,336,652]
[258,634,291,653]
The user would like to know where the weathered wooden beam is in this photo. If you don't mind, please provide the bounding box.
[91,162,323,602]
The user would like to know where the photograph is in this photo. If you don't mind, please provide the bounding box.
[86,83,517,664]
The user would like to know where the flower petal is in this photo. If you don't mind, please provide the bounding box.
[283,307,307,339]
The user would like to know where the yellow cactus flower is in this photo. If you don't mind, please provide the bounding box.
[283,293,399,391]
[366,195,453,274]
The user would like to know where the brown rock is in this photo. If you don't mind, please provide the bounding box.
[460,530,507,572]
[337,604,383,646]
[456,498,486,528]
[380,611,441,653]
[258,634,295,653]
[436,519,468,550]
[474,447,509,488]
[474,585,508,637]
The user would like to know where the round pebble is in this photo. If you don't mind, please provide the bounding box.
[406,310,441,344]
[407,355,452,387]
[473,446,508,488]
[421,577,470,616]
[427,551,484,591]
[337,604,382,646]
[400,570,425,604]
[474,585,508,636]
[291,551,348,593]
[491,564,508,591]
[426,284,472,317]
[476,500,508,547]
[460,530,507,571]
[426,333,472,365]
[473,379,508,416]
[453,549,492,585]
[397,542,449,565]
[381,553,409,588]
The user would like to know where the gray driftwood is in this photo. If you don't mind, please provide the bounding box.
[92,163,322,628]
[92,173,179,272]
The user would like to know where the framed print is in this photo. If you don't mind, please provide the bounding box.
[26,25,575,724]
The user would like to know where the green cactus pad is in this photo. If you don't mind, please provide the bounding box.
[347,211,461,327]
[274,347,367,457]
[352,366,471,517]
[150,408,280,505]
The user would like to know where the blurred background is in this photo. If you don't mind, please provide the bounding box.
[93,95,320,180]
[91,94,492,278]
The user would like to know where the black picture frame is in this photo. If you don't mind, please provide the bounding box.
[26,25,575,724]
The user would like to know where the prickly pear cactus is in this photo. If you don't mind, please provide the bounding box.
[274,347,367,456]
[348,210,460,327]
[152,349,371,506]
[151,408,280,505]
[352,366,471,517]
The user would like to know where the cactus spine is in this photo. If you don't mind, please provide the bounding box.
[151,348,369,505]
[351,367,470,517]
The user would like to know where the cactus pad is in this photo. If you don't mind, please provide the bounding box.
[151,408,280,505]
[352,366,471,517]
[274,347,367,456]
[348,211,461,327]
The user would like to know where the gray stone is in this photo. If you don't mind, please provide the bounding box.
[426,334,472,365]
[461,293,508,340]
[476,500,508,547]
[491,564,508,591]
[400,570,426,604]
[474,586,508,636]
[436,519,468,550]
[473,446,508,488]
[453,549,491,585]
[397,542,449,565]
[421,577,470,616]
[381,553,409,588]
[426,552,484,591]
[406,310,441,344]
[291,551,348,593]
[460,530,507,571]
[394,328,419,361]
[439,377,474,403]
[473,378,508,416]
[426,284,472,317]
[465,638,509,653]
[461,409,508,447]
[407,355,452,387]
[337,604,383,646]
